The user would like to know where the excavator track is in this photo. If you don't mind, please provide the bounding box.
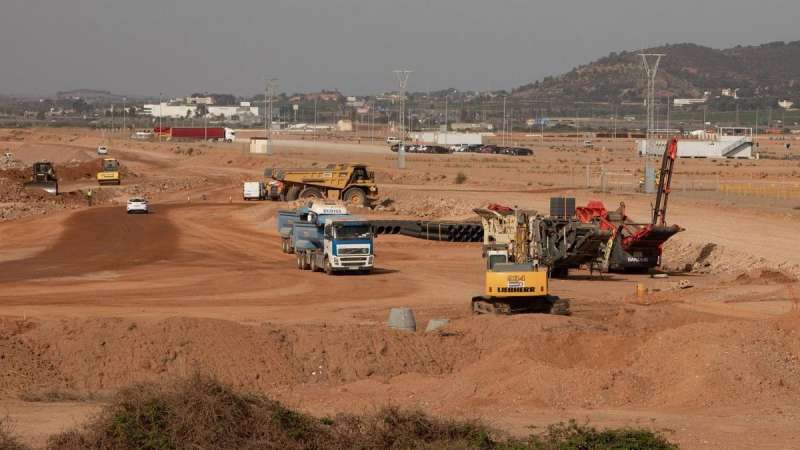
[471,296,570,316]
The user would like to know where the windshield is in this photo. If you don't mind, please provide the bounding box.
[103,161,119,171]
[334,224,371,240]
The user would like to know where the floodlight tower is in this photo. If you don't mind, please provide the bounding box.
[639,53,665,194]
[265,78,277,155]
[393,69,412,169]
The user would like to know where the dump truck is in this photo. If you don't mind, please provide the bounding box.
[97,158,121,185]
[264,163,378,207]
[471,206,569,315]
[23,161,58,195]
[278,201,375,274]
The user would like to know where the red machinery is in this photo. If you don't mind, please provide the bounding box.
[576,137,683,272]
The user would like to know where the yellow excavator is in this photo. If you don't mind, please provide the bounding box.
[471,205,569,315]
[97,158,121,185]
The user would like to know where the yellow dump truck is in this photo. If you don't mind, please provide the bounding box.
[264,163,378,207]
[97,158,121,185]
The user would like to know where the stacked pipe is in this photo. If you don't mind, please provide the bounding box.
[369,220,483,243]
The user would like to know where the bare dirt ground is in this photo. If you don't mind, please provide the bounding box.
[1,128,800,449]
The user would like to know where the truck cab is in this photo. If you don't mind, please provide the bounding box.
[285,201,375,275]
[97,158,121,185]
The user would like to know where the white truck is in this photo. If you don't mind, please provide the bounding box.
[243,181,266,200]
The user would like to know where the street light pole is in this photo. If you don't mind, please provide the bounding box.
[122,97,127,139]
[159,92,163,142]
[266,78,277,155]
[204,92,208,141]
[393,69,412,169]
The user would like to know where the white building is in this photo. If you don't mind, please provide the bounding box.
[779,100,795,110]
[638,127,754,159]
[142,102,259,119]
[673,98,706,107]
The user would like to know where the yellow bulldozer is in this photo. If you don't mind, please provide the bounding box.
[96,158,121,185]
[471,205,569,315]
[264,163,379,207]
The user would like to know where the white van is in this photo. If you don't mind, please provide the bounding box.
[243,181,265,200]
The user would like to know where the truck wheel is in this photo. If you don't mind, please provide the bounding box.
[299,187,324,199]
[324,257,334,275]
[286,185,301,201]
[343,188,366,207]
[310,256,318,272]
[281,239,288,253]
[303,253,312,270]
[296,253,304,270]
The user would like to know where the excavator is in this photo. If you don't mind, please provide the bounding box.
[23,161,58,195]
[576,137,683,272]
[471,205,570,315]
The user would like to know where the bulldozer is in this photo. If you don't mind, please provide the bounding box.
[97,158,121,185]
[471,206,569,315]
[23,161,58,195]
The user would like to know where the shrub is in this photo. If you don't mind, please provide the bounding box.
[45,377,677,450]
[454,172,468,184]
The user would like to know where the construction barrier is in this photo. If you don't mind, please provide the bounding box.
[719,182,800,200]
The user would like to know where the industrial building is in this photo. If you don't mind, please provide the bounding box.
[638,127,754,159]
[142,102,259,119]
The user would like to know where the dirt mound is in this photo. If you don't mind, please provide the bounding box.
[2,312,799,413]
[733,269,798,285]
[662,239,800,279]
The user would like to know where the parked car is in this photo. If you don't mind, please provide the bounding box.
[478,145,499,154]
[97,146,108,155]
[126,197,149,214]
[504,147,534,156]
[426,145,451,154]
[386,136,401,145]
[450,143,469,152]
[465,144,484,153]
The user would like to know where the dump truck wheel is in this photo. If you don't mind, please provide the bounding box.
[324,257,334,275]
[343,188,366,207]
[310,256,318,272]
[303,253,312,270]
[286,185,301,201]
[281,239,288,253]
[296,253,304,270]
[299,187,324,199]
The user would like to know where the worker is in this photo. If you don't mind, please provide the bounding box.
[86,188,93,206]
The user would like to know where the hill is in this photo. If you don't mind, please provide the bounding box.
[513,41,800,106]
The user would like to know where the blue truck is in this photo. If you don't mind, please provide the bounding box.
[278,201,375,274]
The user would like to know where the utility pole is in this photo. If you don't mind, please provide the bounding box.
[122,97,127,139]
[159,92,163,142]
[393,69,412,169]
[266,78,277,155]
[204,91,208,141]
[640,53,665,194]
[502,96,507,146]
[314,98,318,141]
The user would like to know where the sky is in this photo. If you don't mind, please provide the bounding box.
[1,0,798,97]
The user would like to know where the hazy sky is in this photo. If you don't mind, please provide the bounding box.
[1,0,798,97]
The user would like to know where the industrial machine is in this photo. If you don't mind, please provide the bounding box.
[23,161,58,195]
[264,163,379,207]
[577,137,683,272]
[470,206,569,315]
[96,158,121,185]
[278,201,375,275]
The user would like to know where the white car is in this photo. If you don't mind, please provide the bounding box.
[126,198,149,214]
[386,136,401,145]
[97,146,108,155]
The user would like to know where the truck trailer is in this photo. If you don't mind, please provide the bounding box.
[278,201,375,274]
[153,127,235,142]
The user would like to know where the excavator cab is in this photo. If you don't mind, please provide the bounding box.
[23,161,58,195]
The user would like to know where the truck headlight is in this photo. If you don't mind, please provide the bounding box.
[369,186,377,191]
